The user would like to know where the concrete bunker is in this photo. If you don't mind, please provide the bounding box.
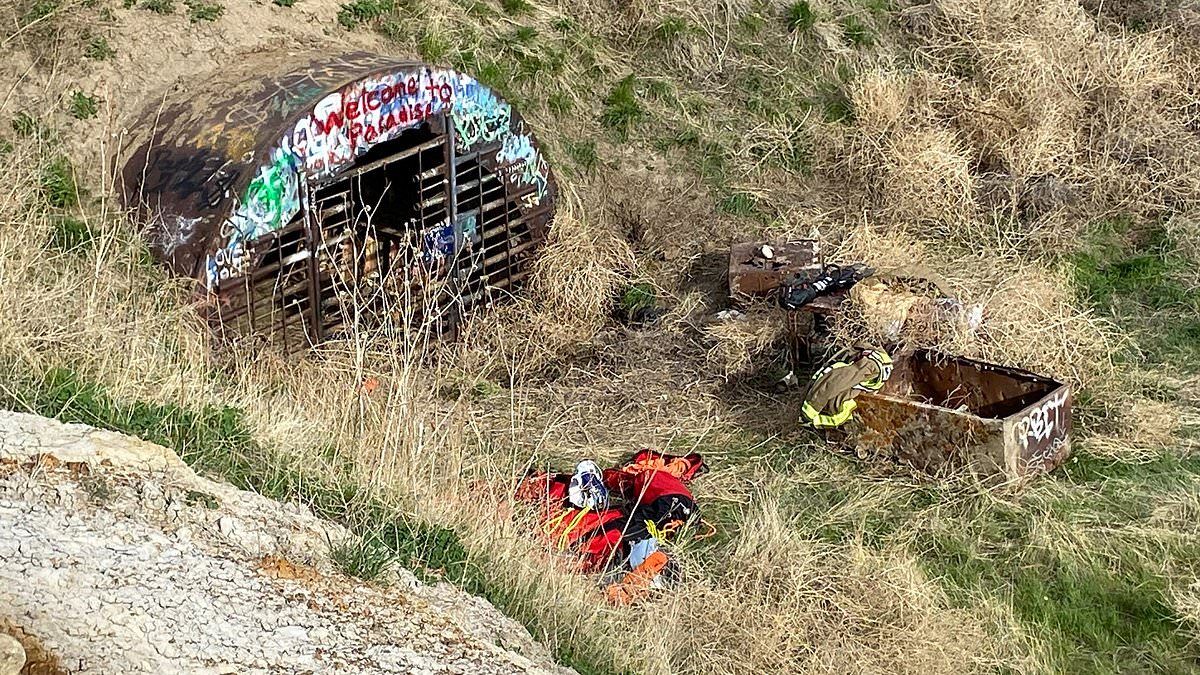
[120,51,556,351]
[848,350,1072,478]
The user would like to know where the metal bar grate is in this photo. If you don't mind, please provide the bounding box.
[213,114,547,353]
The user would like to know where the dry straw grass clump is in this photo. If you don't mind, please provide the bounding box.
[456,195,634,375]
[895,0,1200,224]
[703,308,785,378]
[879,127,975,231]
[628,498,997,675]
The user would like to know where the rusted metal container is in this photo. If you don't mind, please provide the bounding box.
[847,350,1071,478]
[729,239,821,302]
[118,51,556,351]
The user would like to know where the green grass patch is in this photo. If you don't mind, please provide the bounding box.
[654,16,692,42]
[840,15,874,46]
[696,142,727,182]
[856,0,892,12]
[548,91,572,116]
[506,24,538,46]
[471,57,514,90]
[12,112,56,142]
[453,0,494,18]
[617,282,656,319]
[84,35,116,59]
[48,216,94,253]
[739,12,767,35]
[600,75,645,142]
[920,505,1198,674]
[185,0,223,21]
[337,0,391,28]
[139,0,175,14]
[273,0,296,6]
[330,533,397,582]
[499,0,532,15]
[20,0,59,26]
[812,80,854,123]
[1069,216,1200,369]
[42,156,80,208]
[418,28,450,62]
[68,91,99,120]
[565,140,598,173]
[784,0,816,32]
[469,379,504,399]
[716,191,758,217]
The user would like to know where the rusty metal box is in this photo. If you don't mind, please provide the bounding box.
[729,239,822,302]
[846,350,1071,478]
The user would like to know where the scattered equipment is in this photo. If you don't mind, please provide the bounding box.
[515,449,708,605]
[778,264,875,311]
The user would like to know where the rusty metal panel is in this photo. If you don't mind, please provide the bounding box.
[846,350,1072,478]
[729,239,822,301]
[1005,385,1072,474]
[119,51,557,352]
[851,393,1009,475]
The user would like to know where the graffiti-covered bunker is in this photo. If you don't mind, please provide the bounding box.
[121,52,557,351]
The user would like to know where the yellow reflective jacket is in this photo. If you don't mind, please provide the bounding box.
[800,350,891,429]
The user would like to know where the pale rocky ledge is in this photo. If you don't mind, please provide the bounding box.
[0,410,576,675]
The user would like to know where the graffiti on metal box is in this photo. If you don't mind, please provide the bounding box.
[1013,390,1069,451]
[206,66,552,287]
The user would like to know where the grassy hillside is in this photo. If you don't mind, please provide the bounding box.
[1,0,1199,673]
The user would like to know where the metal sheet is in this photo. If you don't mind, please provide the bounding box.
[729,239,822,299]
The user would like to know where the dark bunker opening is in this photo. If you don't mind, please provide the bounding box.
[119,52,556,353]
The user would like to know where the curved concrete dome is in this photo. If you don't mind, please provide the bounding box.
[120,51,557,349]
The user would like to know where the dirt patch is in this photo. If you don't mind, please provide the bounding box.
[0,622,67,675]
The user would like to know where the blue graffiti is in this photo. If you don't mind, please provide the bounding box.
[451,81,511,152]
[495,131,549,203]
[422,220,456,264]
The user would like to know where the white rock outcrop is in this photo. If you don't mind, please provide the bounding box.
[0,411,574,675]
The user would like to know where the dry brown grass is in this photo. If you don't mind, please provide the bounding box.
[634,497,997,675]
[3,0,1200,672]
[828,222,1123,400]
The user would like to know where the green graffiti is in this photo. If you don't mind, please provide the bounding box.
[228,148,299,244]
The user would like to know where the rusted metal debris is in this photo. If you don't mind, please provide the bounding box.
[729,238,851,366]
[729,239,822,302]
[118,51,557,352]
[847,349,1072,478]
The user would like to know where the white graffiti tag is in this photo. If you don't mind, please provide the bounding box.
[1013,390,1069,450]
[156,215,203,256]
